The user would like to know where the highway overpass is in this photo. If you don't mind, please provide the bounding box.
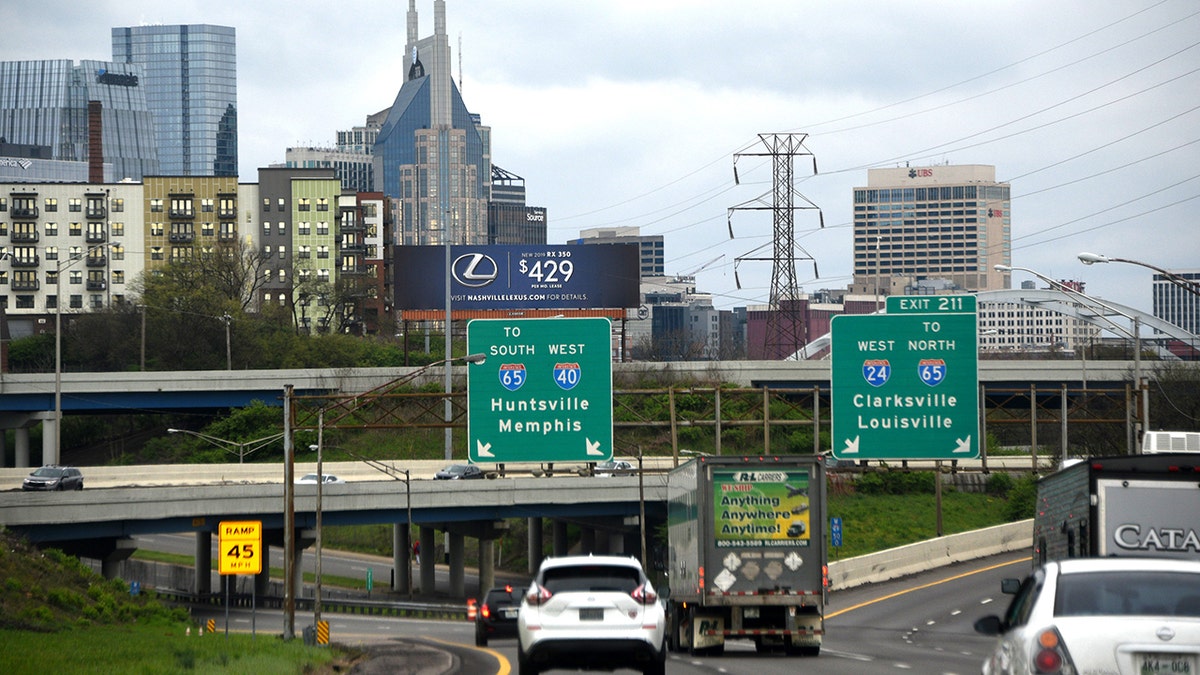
[0,359,1142,467]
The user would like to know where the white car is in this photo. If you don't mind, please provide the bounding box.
[517,555,666,675]
[593,459,635,477]
[295,473,344,484]
[974,557,1200,675]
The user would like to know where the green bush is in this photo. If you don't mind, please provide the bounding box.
[855,470,935,495]
[1004,475,1039,520]
[985,471,1014,497]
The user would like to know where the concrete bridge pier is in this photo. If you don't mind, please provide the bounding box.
[0,412,40,468]
[100,538,137,579]
[477,538,494,595]
[392,523,411,594]
[448,532,465,596]
[419,526,436,594]
[527,517,543,574]
[195,531,213,595]
[552,520,568,556]
[31,411,57,466]
[254,542,271,596]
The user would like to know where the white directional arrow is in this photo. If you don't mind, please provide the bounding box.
[953,436,972,454]
[586,438,604,456]
[842,436,860,454]
[476,440,494,458]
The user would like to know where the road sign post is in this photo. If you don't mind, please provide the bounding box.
[831,296,979,460]
[467,317,613,464]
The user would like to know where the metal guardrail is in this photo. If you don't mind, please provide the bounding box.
[155,587,467,620]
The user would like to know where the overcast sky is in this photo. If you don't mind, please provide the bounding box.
[5,0,1198,323]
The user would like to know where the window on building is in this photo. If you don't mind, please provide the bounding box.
[317,269,330,281]
[277,269,286,283]
[298,245,311,259]
[317,198,329,212]
[69,270,82,285]
[317,221,329,235]
[277,222,286,234]
[201,198,214,213]
[112,270,124,284]
[298,198,311,211]
[201,222,215,237]
[111,222,124,236]
[150,246,164,260]
[277,198,286,211]
[263,198,271,213]
[111,197,123,213]
[69,222,82,236]
[278,246,286,259]
[298,221,310,235]
[43,222,57,236]
[69,198,81,212]
[44,198,57,212]
[317,245,329,259]
[150,223,164,236]
[150,198,163,212]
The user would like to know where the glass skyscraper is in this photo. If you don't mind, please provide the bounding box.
[0,59,160,181]
[112,24,237,177]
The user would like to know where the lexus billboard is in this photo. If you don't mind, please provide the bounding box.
[394,244,640,310]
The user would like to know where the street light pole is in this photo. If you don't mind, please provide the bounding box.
[166,428,285,464]
[996,263,1147,452]
[54,241,113,465]
[313,410,324,631]
[1078,252,1200,297]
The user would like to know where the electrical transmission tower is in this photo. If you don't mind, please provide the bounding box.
[728,133,824,360]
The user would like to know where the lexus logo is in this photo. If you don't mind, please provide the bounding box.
[451,253,499,288]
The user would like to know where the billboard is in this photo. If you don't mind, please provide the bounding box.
[712,468,812,548]
[394,244,640,310]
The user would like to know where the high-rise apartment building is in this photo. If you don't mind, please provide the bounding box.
[113,25,237,177]
[0,181,143,336]
[851,165,1010,297]
[571,226,664,278]
[374,0,490,246]
[0,59,159,181]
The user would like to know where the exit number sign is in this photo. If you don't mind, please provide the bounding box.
[831,296,979,460]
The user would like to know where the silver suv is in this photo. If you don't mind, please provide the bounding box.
[517,555,666,675]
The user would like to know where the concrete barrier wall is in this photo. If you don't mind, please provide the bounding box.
[827,519,1032,591]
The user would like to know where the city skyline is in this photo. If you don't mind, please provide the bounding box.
[3,0,1196,321]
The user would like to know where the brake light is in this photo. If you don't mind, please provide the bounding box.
[1032,627,1071,674]
[631,583,657,604]
[480,603,491,619]
[526,583,552,606]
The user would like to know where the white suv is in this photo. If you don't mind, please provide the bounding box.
[517,555,666,675]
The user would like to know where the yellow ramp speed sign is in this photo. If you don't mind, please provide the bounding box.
[219,520,262,575]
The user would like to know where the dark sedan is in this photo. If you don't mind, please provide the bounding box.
[434,464,484,480]
[22,466,84,491]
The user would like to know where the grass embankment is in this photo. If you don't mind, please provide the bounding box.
[0,530,348,674]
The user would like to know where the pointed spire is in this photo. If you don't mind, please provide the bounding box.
[407,0,418,48]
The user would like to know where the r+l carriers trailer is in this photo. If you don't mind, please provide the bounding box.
[1033,452,1200,566]
[665,455,826,656]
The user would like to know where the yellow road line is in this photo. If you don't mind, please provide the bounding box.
[826,556,1030,619]
[422,635,511,675]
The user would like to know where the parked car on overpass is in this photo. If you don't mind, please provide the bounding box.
[22,466,84,491]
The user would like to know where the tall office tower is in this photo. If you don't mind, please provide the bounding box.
[112,25,237,176]
[851,165,1011,298]
[488,166,546,244]
[285,110,386,192]
[1153,269,1200,335]
[374,0,490,246]
[0,59,159,180]
[571,226,664,278]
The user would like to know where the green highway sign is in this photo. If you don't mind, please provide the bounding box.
[467,317,613,464]
[831,310,979,460]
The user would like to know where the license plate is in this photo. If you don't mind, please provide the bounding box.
[502,607,519,619]
[579,607,604,621]
[1139,653,1195,675]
